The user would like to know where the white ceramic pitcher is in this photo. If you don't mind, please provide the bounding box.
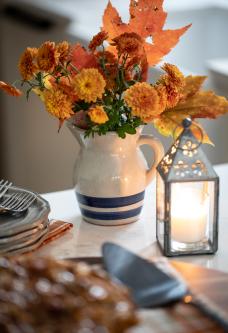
[68,122,164,226]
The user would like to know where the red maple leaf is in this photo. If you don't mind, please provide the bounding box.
[70,44,98,73]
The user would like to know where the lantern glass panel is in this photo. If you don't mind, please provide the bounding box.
[169,180,217,253]
[156,173,165,248]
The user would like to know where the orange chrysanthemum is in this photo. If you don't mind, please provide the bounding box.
[88,31,108,51]
[43,88,74,120]
[124,56,141,81]
[18,47,38,80]
[48,76,79,103]
[73,68,106,103]
[104,64,118,90]
[37,41,59,72]
[155,84,168,111]
[95,50,116,64]
[124,52,148,82]
[111,32,143,56]
[56,41,70,63]
[88,105,109,124]
[0,81,22,97]
[125,56,141,70]
[58,77,79,102]
[157,63,185,108]
[124,82,163,122]
[95,51,117,89]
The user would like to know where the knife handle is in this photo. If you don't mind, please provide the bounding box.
[184,292,228,331]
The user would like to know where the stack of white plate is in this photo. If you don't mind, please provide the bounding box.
[0,186,50,255]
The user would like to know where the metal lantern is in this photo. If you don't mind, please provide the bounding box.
[156,118,219,256]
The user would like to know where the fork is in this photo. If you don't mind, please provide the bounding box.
[0,180,12,199]
[0,192,37,213]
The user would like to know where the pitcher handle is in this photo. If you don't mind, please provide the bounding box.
[137,134,164,186]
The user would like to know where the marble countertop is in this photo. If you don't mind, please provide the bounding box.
[36,163,228,273]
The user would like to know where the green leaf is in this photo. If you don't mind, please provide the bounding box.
[26,87,33,101]
[116,127,125,138]
[124,124,136,134]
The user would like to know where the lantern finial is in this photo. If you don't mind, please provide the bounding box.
[182,117,192,129]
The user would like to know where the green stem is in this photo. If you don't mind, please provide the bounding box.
[69,63,80,74]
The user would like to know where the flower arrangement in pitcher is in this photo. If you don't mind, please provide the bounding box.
[1,0,228,140]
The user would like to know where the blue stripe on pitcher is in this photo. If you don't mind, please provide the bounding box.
[80,206,143,221]
[76,191,145,208]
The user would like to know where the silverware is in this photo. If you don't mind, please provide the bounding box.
[0,191,37,213]
[0,180,12,199]
[0,189,50,236]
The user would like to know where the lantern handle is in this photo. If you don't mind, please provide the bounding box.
[137,135,164,186]
[173,118,204,151]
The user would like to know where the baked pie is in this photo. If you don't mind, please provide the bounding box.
[0,256,138,333]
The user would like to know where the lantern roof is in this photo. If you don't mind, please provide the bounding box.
[157,120,218,182]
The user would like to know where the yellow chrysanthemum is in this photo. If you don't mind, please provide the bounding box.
[37,41,59,72]
[88,105,109,124]
[124,82,163,122]
[73,68,106,103]
[18,47,38,80]
[43,88,74,120]
[157,63,185,109]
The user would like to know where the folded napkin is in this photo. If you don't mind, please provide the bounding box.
[28,219,73,253]
[39,219,73,247]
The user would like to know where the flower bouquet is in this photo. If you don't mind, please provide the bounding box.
[1,0,228,141]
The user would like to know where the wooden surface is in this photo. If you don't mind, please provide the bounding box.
[136,260,228,332]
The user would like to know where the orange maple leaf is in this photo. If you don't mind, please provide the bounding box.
[102,0,191,66]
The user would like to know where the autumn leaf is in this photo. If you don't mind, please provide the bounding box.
[174,91,228,119]
[153,75,228,145]
[154,114,213,145]
[144,28,190,66]
[102,2,129,40]
[0,81,22,97]
[69,44,98,74]
[129,0,167,37]
[180,75,206,100]
[102,0,191,66]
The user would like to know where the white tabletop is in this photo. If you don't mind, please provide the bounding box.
[38,164,228,273]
